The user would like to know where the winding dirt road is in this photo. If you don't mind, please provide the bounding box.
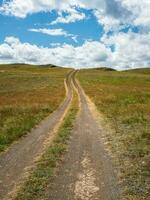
[0,70,120,200]
[0,70,75,200]
[44,72,120,200]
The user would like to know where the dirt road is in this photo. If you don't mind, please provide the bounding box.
[0,70,75,200]
[44,72,120,200]
[0,70,120,200]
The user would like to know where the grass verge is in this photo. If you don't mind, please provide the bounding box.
[0,64,70,152]
[14,90,78,200]
[78,68,150,200]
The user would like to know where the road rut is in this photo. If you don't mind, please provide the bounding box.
[44,72,120,200]
[0,70,75,200]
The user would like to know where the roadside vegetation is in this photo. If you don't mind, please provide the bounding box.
[14,90,78,200]
[0,64,69,152]
[78,68,150,200]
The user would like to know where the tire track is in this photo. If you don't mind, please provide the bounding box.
[44,70,120,200]
[0,70,75,200]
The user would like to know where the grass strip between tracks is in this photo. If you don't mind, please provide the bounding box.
[14,90,78,200]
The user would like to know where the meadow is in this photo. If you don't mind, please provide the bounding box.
[78,68,150,200]
[0,64,69,152]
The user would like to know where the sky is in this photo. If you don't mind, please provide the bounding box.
[0,0,150,69]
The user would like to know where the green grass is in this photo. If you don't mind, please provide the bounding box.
[78,68,150,200]
[0,64,70,152]
[14,91,78,200]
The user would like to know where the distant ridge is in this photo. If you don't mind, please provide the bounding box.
[0,64,149,73]
[124,67,150,74]
[0,63,58,68]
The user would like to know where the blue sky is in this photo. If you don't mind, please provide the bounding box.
[0,0,149,69]
[0,8,102,47]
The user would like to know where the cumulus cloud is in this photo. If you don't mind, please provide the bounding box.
[90,0,132,31]
[0,0,149,31]
[0,0,76,18]
[121,0,150,28]
[83,0,150,31]
[102,32,150,68]
[0,35,149,69]
[0,36,110,67]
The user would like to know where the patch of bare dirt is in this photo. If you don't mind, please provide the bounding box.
[74,152,99,200]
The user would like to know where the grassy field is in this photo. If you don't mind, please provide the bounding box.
[14,90,78,200]
[78,68,150,200]
[0,64,70,152]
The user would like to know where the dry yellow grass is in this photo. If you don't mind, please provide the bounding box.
[78,68,150,200]
[0,64,70,152]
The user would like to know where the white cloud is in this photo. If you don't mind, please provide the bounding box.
[102,31,150,69]
[0,0,59,18]
[0,0,75,18]
[0,36,110,67]
[28,28,78,42]
[0,35,149,69]
[91,0,150,31]
[121,0,150,28]
[29,28,69,37]
[4,36,20,45]
[0,1,149,31]
[51,8,86,24]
